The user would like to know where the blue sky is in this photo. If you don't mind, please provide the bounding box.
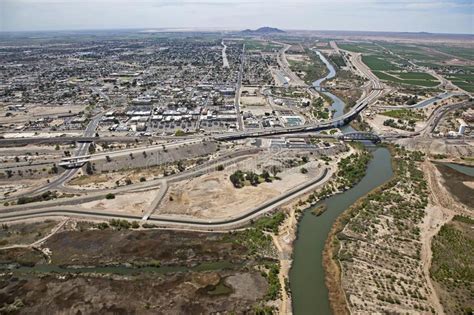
[1,0,473,33]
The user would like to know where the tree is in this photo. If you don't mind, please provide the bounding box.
[88,144,96,154]
[85,162,93,175]
[270,165,280,177]
[105,193,115,200]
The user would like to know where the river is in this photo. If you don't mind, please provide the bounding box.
[289,50,394,314]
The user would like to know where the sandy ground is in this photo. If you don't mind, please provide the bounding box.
[160,160,324,219]
[417,160,473,315]
[242,104,273,116]
[286,54,310,63]
[0,104,85,124]
[240,96,267,106]
[79,189,158,215]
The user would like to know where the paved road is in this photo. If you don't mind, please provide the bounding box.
[23,113,103,196]
[221,40,229,68]
[376,92,461,110]
[0,168,331,230]
[274,42,307,87]
[234,44,245,131]
[2,148,262,211]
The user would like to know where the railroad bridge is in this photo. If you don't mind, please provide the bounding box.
[338,132,381,143]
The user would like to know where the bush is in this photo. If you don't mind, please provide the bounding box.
[300,167,308,174]
[131,221,140,229]
[105,193,115,200]
[110,219,131,230]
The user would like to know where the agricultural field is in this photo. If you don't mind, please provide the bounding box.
[445,73,474,93]
[373,71,440,87]
[337,42,380,54]
[426,45,474,61]
[430,215,474,315]
[362,55,401,71]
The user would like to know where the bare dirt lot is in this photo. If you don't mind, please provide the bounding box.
[160,159,324,219]
[79,189,158,215]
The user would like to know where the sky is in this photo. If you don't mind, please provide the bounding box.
[1,0,473,34]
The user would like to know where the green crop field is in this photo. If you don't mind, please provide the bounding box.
[447,74,474,92]
[336,42,380,54]
[373,71,440,87]
[397,72,438,80]
[429,45,474,61]
[362,55,401,71]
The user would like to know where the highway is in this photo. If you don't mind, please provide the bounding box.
[3,41,466,228]
[275,42,307,87]
[22,113,103,196]
[376,92,461,110]
[234,44,245,131]
[214,49,385,141]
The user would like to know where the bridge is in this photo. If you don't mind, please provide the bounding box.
[338,132,381,143]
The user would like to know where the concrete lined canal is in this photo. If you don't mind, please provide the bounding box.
[289,50,394,314]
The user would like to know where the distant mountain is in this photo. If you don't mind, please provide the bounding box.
[241,27,285,34]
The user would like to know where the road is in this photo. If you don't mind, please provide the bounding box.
[221,40,229,68]
[23,113,103,196]
[0,168,332,230]
[234,44,244,131]
[214,48,385,141]
[274,42,307,87]
[376,92,460,110]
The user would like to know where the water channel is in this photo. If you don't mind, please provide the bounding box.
[441,162,474,176]
[289,50,394,314]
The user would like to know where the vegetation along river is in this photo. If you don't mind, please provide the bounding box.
[290,50,394,314]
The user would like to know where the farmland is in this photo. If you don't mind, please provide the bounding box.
[373,71,440,87]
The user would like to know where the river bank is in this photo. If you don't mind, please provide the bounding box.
[322,146,396,314]
[324,147,452,314]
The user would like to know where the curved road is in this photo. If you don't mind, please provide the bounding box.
[0,168,331,230]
